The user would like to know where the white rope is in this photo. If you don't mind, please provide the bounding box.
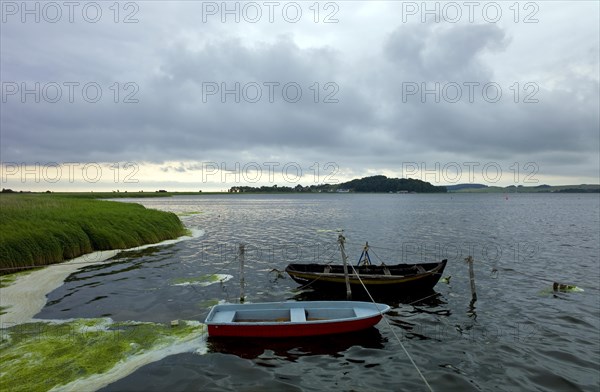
[349,265,434,392]
[406,291,442,306]
[347,240,580,291]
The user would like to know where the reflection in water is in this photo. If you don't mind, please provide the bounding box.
[208,327,386,360]
[65,245,179,282]
[291,287,448,309]
[290,287,452,344]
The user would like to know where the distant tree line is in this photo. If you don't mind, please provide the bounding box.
[228,175,446,193]
[556,188,600,193]
[339,175,446,193]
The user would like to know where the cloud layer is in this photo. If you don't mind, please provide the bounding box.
[1,1,599,188]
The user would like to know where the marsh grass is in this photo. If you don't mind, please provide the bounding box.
[0,194,186,274]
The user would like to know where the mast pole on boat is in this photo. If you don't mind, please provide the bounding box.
[357,242,372,266]
[338,233,352,300]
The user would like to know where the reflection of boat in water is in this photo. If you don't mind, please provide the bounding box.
[285,241,447,296]
[291,287,447,309]
[208,326,386,360]
[204,301,390,338]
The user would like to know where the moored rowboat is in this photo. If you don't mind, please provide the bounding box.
[285,259,447,294]
[205,301,390,338]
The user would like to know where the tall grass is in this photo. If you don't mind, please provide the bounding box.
[0,194,187,274]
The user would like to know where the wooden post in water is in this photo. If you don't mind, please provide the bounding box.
[239,244,245,303]
[466,256,477,304]
[338,233,352,300]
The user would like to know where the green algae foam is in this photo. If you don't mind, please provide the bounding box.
[0,318,207,392]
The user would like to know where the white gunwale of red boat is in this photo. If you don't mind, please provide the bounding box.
[205,301,390,338]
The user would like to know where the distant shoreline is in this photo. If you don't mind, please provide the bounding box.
[445,184,600,193]
[3,190,599,197]
[2,182,599,198]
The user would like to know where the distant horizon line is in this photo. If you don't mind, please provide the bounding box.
[2,182,599,195]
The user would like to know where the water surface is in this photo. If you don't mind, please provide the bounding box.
[35,193,600,391]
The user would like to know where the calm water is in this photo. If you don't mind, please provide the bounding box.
[36,193,600,391]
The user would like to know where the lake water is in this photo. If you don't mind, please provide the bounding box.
[35,193,600,391]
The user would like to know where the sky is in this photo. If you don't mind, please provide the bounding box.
[1,0,599,191]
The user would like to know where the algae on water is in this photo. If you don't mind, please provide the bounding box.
[0,269,38,288]
[171,274,233,287]
[198,299,220,309]
[177,211,203,217]
[0,318,205,392]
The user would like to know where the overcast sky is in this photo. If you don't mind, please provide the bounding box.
[1,1,598,191]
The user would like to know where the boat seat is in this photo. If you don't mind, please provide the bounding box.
[354,307,373,318]
[212,310,236,323]
[290,308,307,322]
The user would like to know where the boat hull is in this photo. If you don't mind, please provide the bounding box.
[285,260,447,294]
[205,301,390,338]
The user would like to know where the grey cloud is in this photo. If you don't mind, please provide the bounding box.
[2,34,376,163]
[1,2,598,185]
[384,23,508,81]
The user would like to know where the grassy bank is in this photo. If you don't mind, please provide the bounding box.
[0,194,187,274]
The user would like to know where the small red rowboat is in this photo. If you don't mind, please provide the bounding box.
[205,301,391,338]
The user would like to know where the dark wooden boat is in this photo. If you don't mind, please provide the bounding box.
[285,259,447,294]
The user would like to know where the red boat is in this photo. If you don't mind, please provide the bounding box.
[205,301,391,338]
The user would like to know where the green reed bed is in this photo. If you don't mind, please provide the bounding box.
[0,194,187,274]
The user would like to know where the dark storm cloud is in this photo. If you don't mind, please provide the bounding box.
[1,1,598,184]
[375,21,599,170]
[2,30,376,163]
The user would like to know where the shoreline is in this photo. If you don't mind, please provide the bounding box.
[0,228,205,326]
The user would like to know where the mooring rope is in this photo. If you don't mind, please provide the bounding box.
[406,291,442,306]
[348,264,434,392]
[293,273,327,290]
[346,239,583,292]
[345,240,408,257]
[364,245,387,266]
[473,256,553,285]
